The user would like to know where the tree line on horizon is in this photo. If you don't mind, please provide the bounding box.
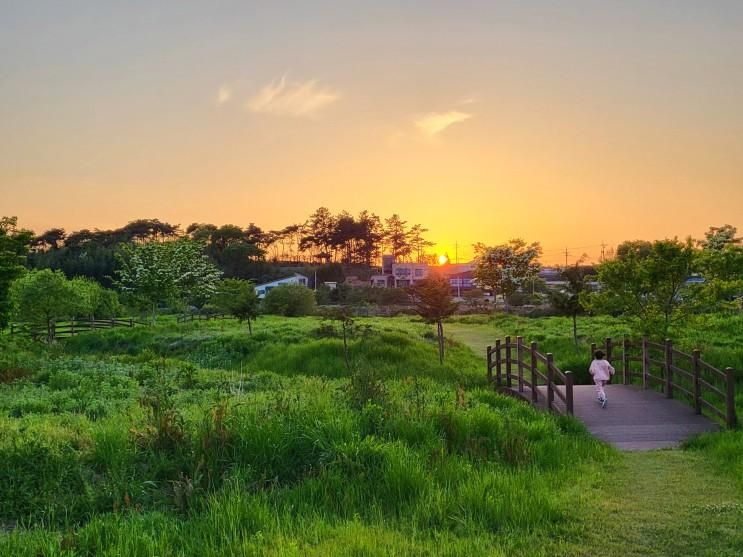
[23,208,435,286]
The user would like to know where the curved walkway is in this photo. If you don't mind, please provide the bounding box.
[532,384,719,450]
[446,324,720,450]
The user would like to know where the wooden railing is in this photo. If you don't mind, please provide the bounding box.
[176,313,234,323]
[487,335,575,416]
[10,318,141,340]
[590,336,737,428]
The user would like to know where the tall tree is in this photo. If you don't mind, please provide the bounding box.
[584,238,701,337]
[473,239,542,311]
[697,225,743,310]
[301,207,336,262]
[32,228,66,251]
[384,214,411,261]
[408,224,434,263]
[412,275,458,363]
[0,217,33,329]
[115,239,222,322]
[698,224,741,251]
[549,259,595,348]
[356,211,384,266]
[10,269,77,342]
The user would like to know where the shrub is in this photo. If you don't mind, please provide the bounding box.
[262,284,316,316]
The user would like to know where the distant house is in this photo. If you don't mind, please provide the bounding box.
[254,273,308,299]
[370,256,476,290]
[447,270,475,291]
[370,256,429,288]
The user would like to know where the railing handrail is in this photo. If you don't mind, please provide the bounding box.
[488,333,737,428]
[487,336,574,416]
[588,335,736,428]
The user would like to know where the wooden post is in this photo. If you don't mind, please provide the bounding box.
[726,368,737,428]
[530,341,538,403]
[622,336,630,385]
[692,349,702,415]
[665,338,673,399]
[516,336,524,393]
[565,371,574,415]
[546,353,554,412]
[495,339,502,387]
[505,336,512,388]
[642,336,649,389]
[605,337,612,364]
[70,320,75,336]
[129,318,133,327]
[486,346,493,384]
[10,323,14,335]
[590,342,597,361]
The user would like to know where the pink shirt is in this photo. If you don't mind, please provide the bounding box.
[589,359,615,382]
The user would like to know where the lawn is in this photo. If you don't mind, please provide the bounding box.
[0,314,741,556]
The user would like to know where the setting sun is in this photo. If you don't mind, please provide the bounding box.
[438,254,449,265]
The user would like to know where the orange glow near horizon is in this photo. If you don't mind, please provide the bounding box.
[2,4,742,266]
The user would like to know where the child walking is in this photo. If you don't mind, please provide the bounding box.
[589,350,615,408]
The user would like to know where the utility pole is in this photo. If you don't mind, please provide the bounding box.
[600,242,606,262]
[455,241,460,297]
[564,248,569,267]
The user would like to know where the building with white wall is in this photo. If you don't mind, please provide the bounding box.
[254,273,308,299]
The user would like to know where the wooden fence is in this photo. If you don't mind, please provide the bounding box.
[590,336,737,428]
[487,336,575,416]
[175,313,234,323]
[10,318,141,341]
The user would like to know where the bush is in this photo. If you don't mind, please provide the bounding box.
[262,284,316,316]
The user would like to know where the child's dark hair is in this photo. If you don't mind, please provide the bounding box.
[594,350,605,360]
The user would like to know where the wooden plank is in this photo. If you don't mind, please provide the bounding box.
[698,359,726,379]
[698,377,726,400]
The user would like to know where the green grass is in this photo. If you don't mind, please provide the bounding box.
[0,314,741,555]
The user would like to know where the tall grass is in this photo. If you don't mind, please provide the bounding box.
[3,313,737,555]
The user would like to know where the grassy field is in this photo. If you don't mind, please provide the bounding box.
[0,314,741,555]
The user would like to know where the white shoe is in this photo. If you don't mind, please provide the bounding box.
[601,398,607,408]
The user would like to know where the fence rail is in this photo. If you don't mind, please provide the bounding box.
[589,336,737,428]
[487,336,574,416]
[175,313,234,323]
[10,318,142,340]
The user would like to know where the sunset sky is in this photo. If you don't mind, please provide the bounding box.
[2,1,742,264]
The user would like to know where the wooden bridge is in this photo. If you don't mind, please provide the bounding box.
[487,336,737,450]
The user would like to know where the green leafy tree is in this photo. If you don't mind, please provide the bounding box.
[212,279,260,334]
[697,225,743,310]
[115,239,222,322]
[70,277,104,320]
[473,239,542,312]
[698,224,741,251]
[412,275,458,363]
[0,217,33,329]
[262,284,316,317]
[584,238,700,337]
[10,269,78,342]
[549,260,595,348]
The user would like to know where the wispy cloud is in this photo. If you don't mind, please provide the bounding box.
[246,75,341,117]
[216,85,232,105]
[414,110,472,137]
